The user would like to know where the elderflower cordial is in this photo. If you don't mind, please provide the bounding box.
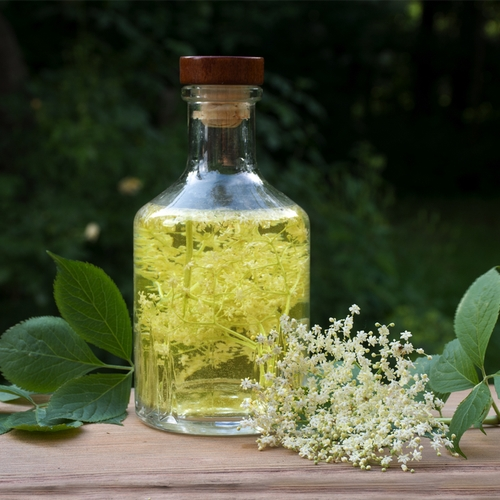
[240,306,452,471]
[133,57,310,435]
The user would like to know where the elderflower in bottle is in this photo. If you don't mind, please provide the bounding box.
[134,56,310,435]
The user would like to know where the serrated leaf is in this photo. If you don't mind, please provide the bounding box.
[449,382,492,458]
[49,252,132,362]
[454,267,500,369]
[98,411,128,425]
[0,316,105,393]
[0,385,35,404]
[47,372,132,423]
[411,355,450,403]
[430,339,479,393]
[6,408,83,432]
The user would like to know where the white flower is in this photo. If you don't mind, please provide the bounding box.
[241,378,253,389]
[400,330,412,341]
[349,304,361,315]
[255,334,267,344]
[241,307,450,471]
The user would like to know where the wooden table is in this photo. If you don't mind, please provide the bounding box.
[1,390,499,499]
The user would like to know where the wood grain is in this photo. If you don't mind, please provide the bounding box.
[0,390,499,499]
[179,56,264,85]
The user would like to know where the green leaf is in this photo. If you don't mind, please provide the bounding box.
[0,414,13,435]
[47,372,132,423]
[0,316,105,393]
[0,393,18,403]
[98,412,128,425]
[0,385,35,404]
[6,408,83,432]
[411,355,449,403]
[430,339,479,393]
[494,374,500,400]
[49,252,132,362]
[454,267,500,369]
[449,382,492,458]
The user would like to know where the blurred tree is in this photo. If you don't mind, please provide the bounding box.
[0,12,26,94]
[0,1,498,366]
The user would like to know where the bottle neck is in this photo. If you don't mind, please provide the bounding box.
[182,85,262,175]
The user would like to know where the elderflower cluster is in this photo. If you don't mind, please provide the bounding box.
[240,306,452,471]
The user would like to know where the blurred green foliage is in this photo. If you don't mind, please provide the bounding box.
[0,1,499,370]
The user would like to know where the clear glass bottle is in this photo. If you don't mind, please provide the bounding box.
[134,56,310,435]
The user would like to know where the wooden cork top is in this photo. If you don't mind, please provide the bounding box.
[180,56,264,85]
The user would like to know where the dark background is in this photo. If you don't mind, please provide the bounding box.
[1,1,499,367]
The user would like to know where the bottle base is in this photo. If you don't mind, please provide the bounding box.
[136,408,258,436]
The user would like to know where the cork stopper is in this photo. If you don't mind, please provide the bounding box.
[180,56,264,128]
[180,56,264,85]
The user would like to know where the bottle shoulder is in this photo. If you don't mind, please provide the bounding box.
[135,171,309,229]
[137,170,306,214]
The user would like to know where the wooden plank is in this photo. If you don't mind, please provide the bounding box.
[0,390,499,499]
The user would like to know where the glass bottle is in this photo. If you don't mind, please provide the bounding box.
[134,56,310,435]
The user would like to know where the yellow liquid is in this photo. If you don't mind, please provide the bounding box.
[134,203,309,434]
